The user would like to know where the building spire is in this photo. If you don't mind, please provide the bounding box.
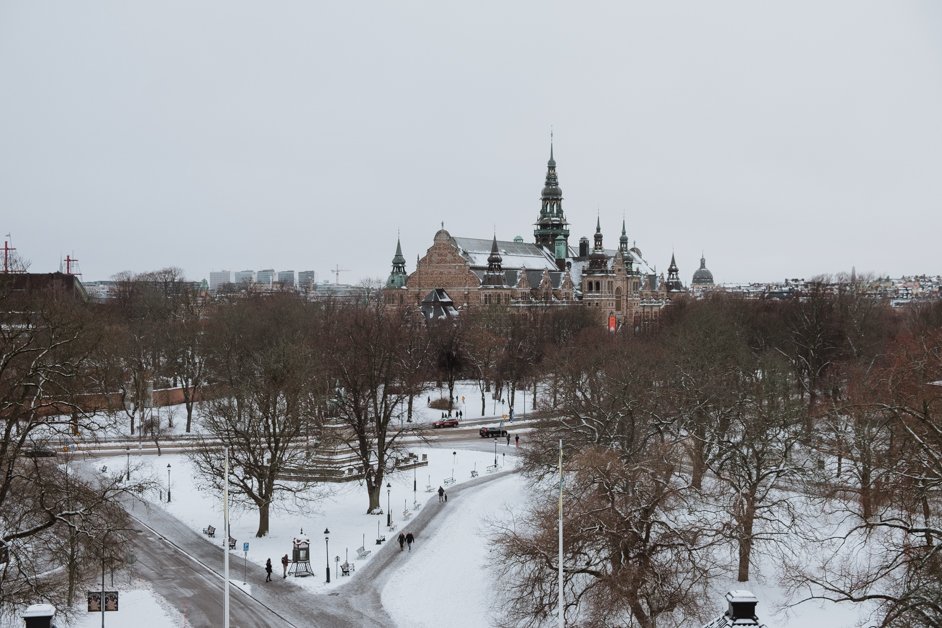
[533,135,569,250]
[386,235,408,289]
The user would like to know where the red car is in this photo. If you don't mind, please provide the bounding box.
[432,418,460,428]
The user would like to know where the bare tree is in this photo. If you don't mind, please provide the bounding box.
[321,302,427,513]
[190,294,324,537]
[0,286,139,618]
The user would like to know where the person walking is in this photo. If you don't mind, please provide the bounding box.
[281,554,289,578]
[515,434,520,447]
[265,558,273,582]
[438,486,445,503]
[398,532,406,551]
[506,433,511,446]
[444,491,447,502]
[406,532,414,551]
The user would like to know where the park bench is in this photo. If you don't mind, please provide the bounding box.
[470,469,479,478]
[228,537,237,550]
[485,464,499,473]
[443,477,456,486]
[340,561,354,576]
[357,545,372,558]
[203,525,216,538]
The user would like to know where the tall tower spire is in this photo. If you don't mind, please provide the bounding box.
[533,134,570,251]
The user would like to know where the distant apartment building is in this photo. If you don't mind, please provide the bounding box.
[234,270,255,284]
[256,269,275,287]
[298,271,317,290]
[277,270,295,287]
[209,270,232,292]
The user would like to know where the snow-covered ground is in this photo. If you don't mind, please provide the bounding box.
[67,585,186,628]
[41,382,873,627]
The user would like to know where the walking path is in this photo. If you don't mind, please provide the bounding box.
[117,463,516,627]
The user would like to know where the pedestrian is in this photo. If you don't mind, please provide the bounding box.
[265,558,273,582]
[444,491,447,502]
[427,396,430,406]
[438,486,444,503]
[507,433,511,446]
[281,554,289,578]
[515,434,520,447]
[406,532,414,551]
[398,532,406,551]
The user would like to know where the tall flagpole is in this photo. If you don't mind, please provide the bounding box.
[558,439,564,628]
[224,447,230,628]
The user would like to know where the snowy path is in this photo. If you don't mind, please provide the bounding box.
[113,462,517,627]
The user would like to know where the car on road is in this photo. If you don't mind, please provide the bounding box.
[479,426,508,438]
[22,447,57,458]
[432,418,460,428]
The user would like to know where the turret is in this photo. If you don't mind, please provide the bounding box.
[386,237,408,289]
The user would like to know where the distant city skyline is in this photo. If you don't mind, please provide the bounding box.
[2,2,941,285]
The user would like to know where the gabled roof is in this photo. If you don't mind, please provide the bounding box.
[452,237,558,271]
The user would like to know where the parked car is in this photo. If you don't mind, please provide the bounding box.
[479,426,508,438]
[432,418,459,428]
[22,447,57,458]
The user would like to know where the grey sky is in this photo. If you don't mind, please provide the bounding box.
[2,1,940,285]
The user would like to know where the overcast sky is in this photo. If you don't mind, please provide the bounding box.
[2,1,941,285]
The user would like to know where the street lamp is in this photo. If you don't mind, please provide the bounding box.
[452,451,456,481]
[494,440,498,466]
[386,483,392,528]
[166,463,172,503]
[125,446,130,482]
[413,464,417,508]
[324,528,330,583]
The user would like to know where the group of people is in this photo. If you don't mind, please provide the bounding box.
[437,486,448,502]
[398,531,415,551]
[265,554,291,581]
[440,410,464,419]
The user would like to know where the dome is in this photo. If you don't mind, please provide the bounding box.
[691,255,714,285]
[542,185,562,198]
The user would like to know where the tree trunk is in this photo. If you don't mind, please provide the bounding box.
[480,389,486,416]
[737,504,755,582]
[368,483,381,514]
[256,501,270,537]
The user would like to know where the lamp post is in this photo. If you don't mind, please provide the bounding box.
[324,528,330,583]
[452,451,456,481]
[166,463,172,502]
[494,440,498,466]
[125,446,130,482]
[386,483,392,528]
[413,465,417,508]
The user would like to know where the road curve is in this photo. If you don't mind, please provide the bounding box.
[111,447,517,627]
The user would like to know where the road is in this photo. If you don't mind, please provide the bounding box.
[115,436,518,627]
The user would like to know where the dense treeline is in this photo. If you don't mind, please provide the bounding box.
[502,288,942,628]
[4,271,942,626]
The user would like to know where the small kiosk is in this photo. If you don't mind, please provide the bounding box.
[287,535,314,577]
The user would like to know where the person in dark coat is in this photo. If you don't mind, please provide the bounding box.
[506,433,511,446]
[515,434,520,447]
[398,532,406,551]
[265,558,273,582]
[281,554,289,578]
[438,486,445,503]
[406,532,415,551]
